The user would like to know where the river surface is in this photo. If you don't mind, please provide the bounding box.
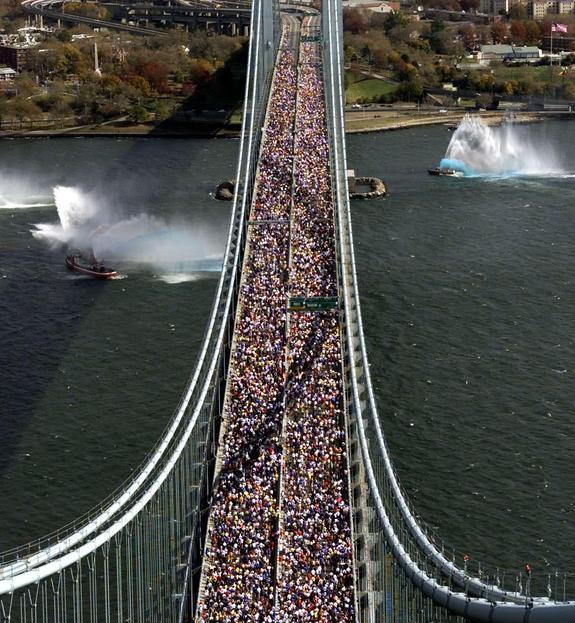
[0,122,574,583]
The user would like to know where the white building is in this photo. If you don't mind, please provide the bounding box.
[478,44,542,61]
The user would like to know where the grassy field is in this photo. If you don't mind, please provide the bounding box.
[345,71,397,104]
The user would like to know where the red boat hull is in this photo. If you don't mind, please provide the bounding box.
[65,256,117,280]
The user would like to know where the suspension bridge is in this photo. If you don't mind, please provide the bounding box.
[1,1,574,621]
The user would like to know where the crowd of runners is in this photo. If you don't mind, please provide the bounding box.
[276,36,355,622]
[198,20,354,623]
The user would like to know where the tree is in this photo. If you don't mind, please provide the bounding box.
[459,23,476,50]
[510,20,526,45]
[475,25,491,44]
[125,75,152,97]
[343,8,368,34]
[429,28,462,55]
[1,18,17,34]
[57,29,72,43]
[397,73,424,100]
[13,73,38,97]
[491,21,508,44]
[509,4,527,19]
[8,97,42,122]
[384,11,409,34]
[62,1,109,20]
[372,47,389,68]
[562,81,575,99]
[100,74,123,98]
[524,20,541,46]
[428,18,453,53]
[154,100,172,122]
[129,105,149,123]
[188,58,215,85]
[125,56,170,93]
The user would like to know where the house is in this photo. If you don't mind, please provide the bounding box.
[0,67,17,81]
[343,0,400,10]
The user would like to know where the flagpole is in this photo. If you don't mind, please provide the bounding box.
[551,24,553,66]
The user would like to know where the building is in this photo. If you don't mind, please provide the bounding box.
[478,44,542,60]
[0,66,17,93]
[343,0,400,10]
[0,44,34,72]
[542,35,573,50]
[367,2,400,13]
[0,67,17,81]
[558,0,575,12]
[479,0,528,14]
[479,0,510,14]
[528,0,575,14]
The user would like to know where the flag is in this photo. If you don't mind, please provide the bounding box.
[552,23,568,33]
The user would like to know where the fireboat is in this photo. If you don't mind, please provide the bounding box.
[65,254,117,280]
[428,167,464,177]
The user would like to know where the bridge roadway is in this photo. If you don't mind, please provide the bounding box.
[195,12,357,621]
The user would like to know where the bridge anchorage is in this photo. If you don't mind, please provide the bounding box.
[1,0,574,622]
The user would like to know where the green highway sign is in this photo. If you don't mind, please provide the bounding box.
[288,296,338,312]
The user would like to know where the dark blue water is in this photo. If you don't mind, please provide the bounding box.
[1,122,574,583]
[348,120,575,576]
[0,137,237,549]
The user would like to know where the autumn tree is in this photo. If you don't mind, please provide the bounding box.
[397,73,424,100]
[343,8,368,34]
[491,21,508,43]
[510,20,526,44]
[383,11,409,34]
[8,97,42,122]
[524,20,541,45]
[188,58,216,84]
[459,23,476,49]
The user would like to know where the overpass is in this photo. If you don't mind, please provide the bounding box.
[2,0,575,621]
[22,0,252,36]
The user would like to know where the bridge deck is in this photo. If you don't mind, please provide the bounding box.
[195,10,357,622]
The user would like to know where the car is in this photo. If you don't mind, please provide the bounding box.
[439,108,448,113]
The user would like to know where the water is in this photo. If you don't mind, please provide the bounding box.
[0,137,237,550]
[348,119,575,574]
[0,120,574,580]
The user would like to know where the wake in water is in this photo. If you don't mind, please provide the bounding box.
[32,186,223,278]
[0,172,53,209]
[0,198,53,209]
[439,115,562,177]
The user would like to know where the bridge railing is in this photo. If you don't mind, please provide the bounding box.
[322,0,575,621]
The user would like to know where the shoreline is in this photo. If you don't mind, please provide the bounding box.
[344,110,553,134]
[0,110,570,139]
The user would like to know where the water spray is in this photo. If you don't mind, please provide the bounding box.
[439,115,561,177]
[32,186,223,278]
